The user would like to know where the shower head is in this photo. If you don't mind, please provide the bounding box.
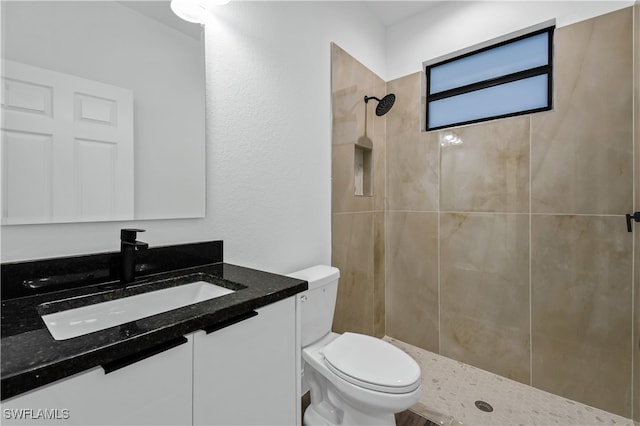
[364,94,396,116]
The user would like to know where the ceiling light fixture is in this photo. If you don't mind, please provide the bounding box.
[170,0,230,24]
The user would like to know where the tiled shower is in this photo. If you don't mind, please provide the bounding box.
[331,6,640,421]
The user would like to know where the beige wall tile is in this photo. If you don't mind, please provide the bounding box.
[386,211,439,352]
[439,213,530,383]
[440,117,530,213]
[531,8,633,215]
[633,1,640,422]
[331,212,374,335]
[532,335,631,419]
[372,78,387,211]
[387,73,439,212]
[331,44,384,146]
[332,81,364,147]
[373,211,385,338]
[531,214,632,417]
[634,3,640,422]
[331,43,386,213]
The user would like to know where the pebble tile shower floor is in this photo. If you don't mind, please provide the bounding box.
[385,337,635,426]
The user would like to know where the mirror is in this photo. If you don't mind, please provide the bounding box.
[1,0,205,224]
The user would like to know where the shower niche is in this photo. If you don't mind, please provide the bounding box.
[354,137,373,197]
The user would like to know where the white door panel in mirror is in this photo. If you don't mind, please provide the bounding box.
[1,0,205,224]
[1,61,134,224]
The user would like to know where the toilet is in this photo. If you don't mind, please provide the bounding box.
[288,265,422,426]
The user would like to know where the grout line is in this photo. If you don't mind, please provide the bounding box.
[529,115,533,387]
[383,210,627,217]
[437,124,442,354]
[332,210,386,215]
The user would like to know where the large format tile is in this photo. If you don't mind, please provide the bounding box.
[331,43,386,213]
[373,211,385,338]
[386,211,439,352]
[440,117,530,213]
[372,78,387,212]
[331,212,374,335]
[331,43,384,147]
[531,8,633,215]
[531,214,632,417]
[386,73,439,212]
[439,213,530,383]
[634,4,640,423]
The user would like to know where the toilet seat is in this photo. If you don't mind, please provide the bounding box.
[322,332,421,394]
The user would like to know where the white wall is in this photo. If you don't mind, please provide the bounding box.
[1,1,386,276]
[202,1,386,273]
[386,0,634,80]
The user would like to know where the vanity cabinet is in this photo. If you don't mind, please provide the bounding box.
[1,335,193,426]
[1,297,299,426]
[193,297,297,425]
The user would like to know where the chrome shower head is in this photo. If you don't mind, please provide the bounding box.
[364,94,396,116]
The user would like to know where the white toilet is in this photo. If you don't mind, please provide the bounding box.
[288,265,422,426]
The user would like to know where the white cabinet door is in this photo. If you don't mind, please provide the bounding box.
[1,60,134,224]
[193,297,298,426]
[1,335,192,426]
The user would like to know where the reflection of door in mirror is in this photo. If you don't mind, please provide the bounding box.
[1,1,206,224]
[2,61,134,224]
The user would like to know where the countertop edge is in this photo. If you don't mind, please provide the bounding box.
[0,263,307,401]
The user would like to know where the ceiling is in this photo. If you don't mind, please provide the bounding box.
[363,1,442,27]
[117,1,203,40]
[118,1,442,38]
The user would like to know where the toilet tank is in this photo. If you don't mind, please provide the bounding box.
[287,265,340,347]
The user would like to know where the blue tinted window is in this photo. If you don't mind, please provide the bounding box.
[426,26,553,130]
[428,75,548,128]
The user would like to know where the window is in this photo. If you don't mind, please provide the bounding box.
[425,26,554,131]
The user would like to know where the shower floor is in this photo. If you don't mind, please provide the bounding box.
[384,337,635,426]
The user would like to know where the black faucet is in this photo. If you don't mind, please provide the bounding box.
[120,229,149,284]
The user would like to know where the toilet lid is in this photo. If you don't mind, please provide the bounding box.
[322,333,421,394]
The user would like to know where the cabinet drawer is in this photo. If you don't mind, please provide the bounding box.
[2,335,193,426]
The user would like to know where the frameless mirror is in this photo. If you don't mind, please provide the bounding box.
[1,0,205,224]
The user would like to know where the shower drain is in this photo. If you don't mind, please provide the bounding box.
[475,400,494,413]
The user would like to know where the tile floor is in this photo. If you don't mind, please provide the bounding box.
[385,337,635,426]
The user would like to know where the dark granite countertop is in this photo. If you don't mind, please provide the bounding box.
[1,262,307,400]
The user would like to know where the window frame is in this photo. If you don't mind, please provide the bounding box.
[425,25,555,131]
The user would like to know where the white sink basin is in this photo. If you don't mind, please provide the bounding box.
[41,281,235,340]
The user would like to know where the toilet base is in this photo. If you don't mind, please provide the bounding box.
[303,403,395,426]
[303,365,398,426]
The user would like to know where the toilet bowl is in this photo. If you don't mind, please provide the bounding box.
[288,265,422,426]
[303,332,422,425]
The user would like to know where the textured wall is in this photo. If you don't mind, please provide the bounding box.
[331,44,386,337]
[384,8,634,418]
